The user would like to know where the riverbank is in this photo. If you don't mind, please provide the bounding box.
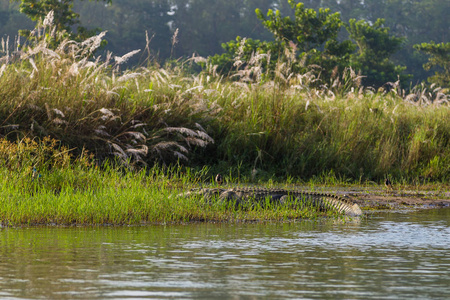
[352,190,450,210]
[1,164,448,226]
[1,136,447,227]
[1,163,349,226]
[294,184,450,210]
[1,33,449,226]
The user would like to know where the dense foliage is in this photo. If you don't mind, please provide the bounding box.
[346,18,407,87]
[414,42,450,88]
[1,0,448,85]
[210,2,407,88]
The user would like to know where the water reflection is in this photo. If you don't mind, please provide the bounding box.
[0,208,449,299]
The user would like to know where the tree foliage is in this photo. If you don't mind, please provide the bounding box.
[255,0,356,80]
[13,0,111,46]
[346,18,407,87]
[256,1,343,51]
[210,1,406,88]
[414,42,450,88]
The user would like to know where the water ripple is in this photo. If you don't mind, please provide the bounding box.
[0,209,449,299]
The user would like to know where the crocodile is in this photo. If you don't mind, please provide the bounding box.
[180,187,362,217]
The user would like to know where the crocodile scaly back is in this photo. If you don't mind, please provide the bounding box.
[180,187,362,216]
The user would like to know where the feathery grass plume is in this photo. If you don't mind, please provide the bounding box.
[42,10,54,27]
[404,83,449,107]
[170,28,179,58]
[114,49,141,65]
[0,26,215,168]
[81,31,107,55]
[0,64,6,77]
[328,67,364,97]
[117,72,142,82]
[1,37,6,53]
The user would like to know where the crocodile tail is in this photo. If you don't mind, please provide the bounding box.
[320,194,362,216]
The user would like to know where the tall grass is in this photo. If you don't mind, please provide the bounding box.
[1,13,449,183]
[0,18,214,168]
[199,64,450,182]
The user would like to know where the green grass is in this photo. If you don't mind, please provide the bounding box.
[0,138,334,226]
[0,136,446,226]
[0,160,335,226]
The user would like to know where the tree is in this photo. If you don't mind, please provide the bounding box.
[414,42,450,88]
[208,1,410,88]
[208,1,356,84]
[359,0,449,83]
[210,0,356,81]
[256,1,343,52]
[14,0,111,46]
[346,18,407,87]
[255,0,356,79]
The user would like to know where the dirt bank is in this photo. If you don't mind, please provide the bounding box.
[346,190,450,210]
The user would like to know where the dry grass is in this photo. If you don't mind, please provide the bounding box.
[0,21,214,167]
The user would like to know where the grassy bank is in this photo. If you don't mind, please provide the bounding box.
[1,30,449,184]
[0,139,334,225]
[1,136,448,226]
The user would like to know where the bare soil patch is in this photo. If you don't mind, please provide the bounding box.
[346,189,450,210]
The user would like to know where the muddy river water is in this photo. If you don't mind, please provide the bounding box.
[1,208,449,299]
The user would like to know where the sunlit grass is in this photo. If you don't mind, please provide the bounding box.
[0,169,332,226]
[0,142,334,226]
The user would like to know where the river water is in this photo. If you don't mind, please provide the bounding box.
[1,208,449,299]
